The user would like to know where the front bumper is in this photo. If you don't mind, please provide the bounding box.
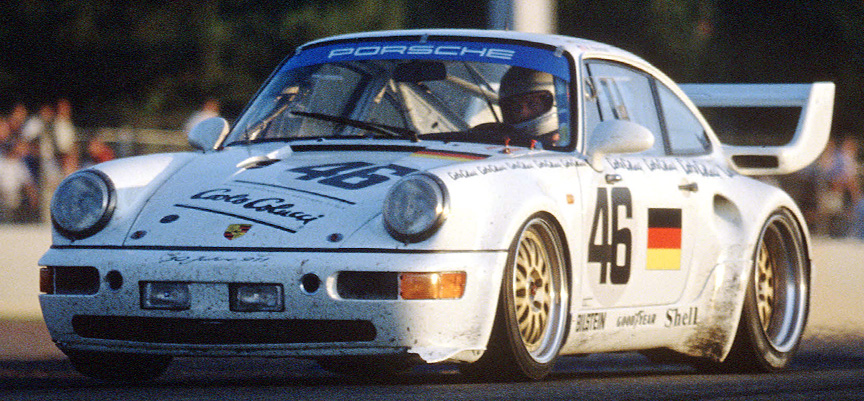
[39,247,507,363]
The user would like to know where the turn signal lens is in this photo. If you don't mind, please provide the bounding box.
[399,272,466,300]
[40,268,54,294]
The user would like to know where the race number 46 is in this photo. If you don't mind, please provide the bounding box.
[288,162,416,190]
[588,187,632,285]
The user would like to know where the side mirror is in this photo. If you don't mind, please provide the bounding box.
[587,120,654,171]
[188,117,230,151]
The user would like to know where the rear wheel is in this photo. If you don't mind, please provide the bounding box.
[462,216,569,381]
[711,209,809,372]
[66,350,172,381]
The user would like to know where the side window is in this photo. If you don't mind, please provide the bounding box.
[585,62,664,156]
[582,64,602,140]
[657,83,711,155]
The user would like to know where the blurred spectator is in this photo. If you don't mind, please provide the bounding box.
[184,98,221,132]
[816,136,862,237]
[22,139,40,187]
[81,135,116,168]
[789,163,819,232]
[21,103,62,185]
[0,117,11,148]
[7,103,28,138]
[0,139,40,223]
[54,98,80,175]
[814,138,839,235]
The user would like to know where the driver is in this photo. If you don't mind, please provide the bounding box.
[498,66,560,148]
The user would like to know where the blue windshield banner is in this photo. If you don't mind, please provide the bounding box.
[285,40,570,80]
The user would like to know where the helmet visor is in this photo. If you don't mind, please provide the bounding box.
[500,90,554,125]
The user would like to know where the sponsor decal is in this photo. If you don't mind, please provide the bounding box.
[190,189,323,225]
[616,311,657,328]
[665,307,698,328]
[609,158,644,171]
[447,169,479,180]
[675,159,734,177]
[509,161,536,170]
[411,150,488,161]
[477,164,507,174]
[159,253,270,265]
[645,158,679,172]
[445,158,585,181]
[327,44,516,61]
[574,312,607,332]
[181,188,325,233]
[224,223,252,240]
[285,40,571,79]
[647,208,682,271]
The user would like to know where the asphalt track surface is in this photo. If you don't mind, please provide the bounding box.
[2,236,864,399]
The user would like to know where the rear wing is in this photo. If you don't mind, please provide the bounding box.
[680,82,835,175]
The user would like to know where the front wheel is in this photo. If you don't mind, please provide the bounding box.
[462,216,569,381]
[709,209,809,372]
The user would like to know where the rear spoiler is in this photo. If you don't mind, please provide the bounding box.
[680,82,835,175]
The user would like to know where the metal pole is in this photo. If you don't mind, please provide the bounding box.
[488,0,556,33]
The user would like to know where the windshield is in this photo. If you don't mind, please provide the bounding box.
[226,39,573,150]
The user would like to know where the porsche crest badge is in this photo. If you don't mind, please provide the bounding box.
[224,224,252,240]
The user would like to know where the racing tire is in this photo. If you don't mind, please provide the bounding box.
[66,350,172,381]
[706,209,810,373]
[461,215,569,381]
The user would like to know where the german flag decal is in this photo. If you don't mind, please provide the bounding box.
[647,208,682,270]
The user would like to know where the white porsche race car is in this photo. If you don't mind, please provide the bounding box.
[39,29,834,381]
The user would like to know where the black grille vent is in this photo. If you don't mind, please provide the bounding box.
[732,155,780,169]
[50,266,100,295]
[72,316,376,344]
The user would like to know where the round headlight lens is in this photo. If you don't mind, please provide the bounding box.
[51,170,115,239]
[383,174,448,242]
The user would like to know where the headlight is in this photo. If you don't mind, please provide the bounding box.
[51,170,116,239]
[382,174,448,243]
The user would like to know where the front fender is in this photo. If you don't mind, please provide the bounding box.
[47,153,199,248]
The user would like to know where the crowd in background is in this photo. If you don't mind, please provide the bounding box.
[788,135,864,239]
[0,99,222,224]
[0,100,115,224]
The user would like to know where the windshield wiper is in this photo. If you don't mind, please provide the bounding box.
[291,111,419,142]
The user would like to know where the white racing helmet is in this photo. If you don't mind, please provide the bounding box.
[499,66,559,138]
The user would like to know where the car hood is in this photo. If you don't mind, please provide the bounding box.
[123,142,494,249]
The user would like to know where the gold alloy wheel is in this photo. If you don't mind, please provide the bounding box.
[755,243,776,334]
[461,216,568,380]
[753,213,808,353]
[510,219,565,360]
